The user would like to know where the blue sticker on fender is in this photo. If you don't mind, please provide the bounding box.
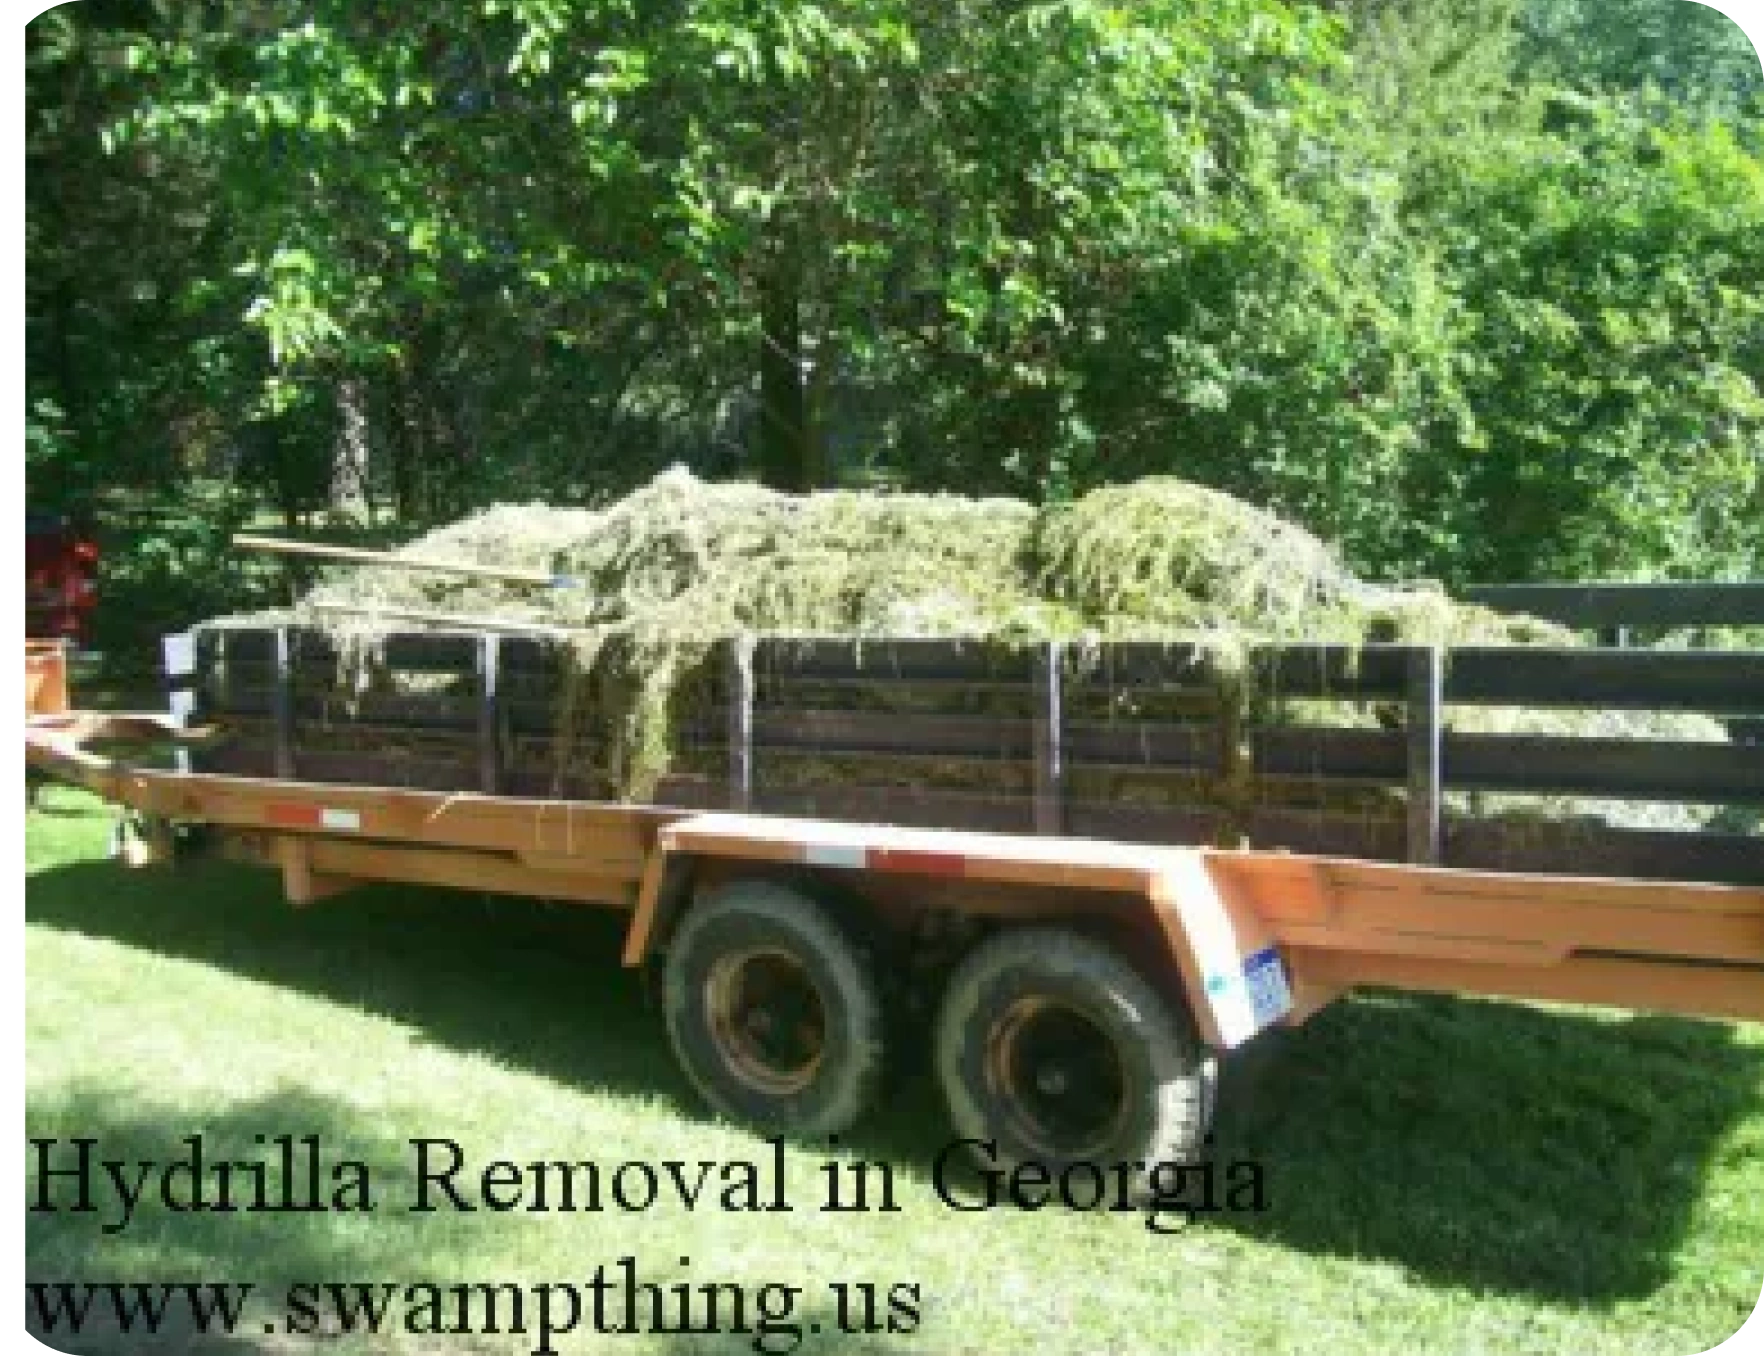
[1242,945,1292,1028]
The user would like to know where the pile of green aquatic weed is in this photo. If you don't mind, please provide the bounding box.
[1034,477,1574,654]
[1034,479,1358,640]
[294,468,1062,794]
[258,467,1733,831]
[304,468,1053,637]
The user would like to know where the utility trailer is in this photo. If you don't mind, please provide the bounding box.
[24,621,1764,1177]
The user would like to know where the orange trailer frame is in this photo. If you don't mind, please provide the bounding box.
[26,710,1764,1037]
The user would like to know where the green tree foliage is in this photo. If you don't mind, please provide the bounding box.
[25,0,1764,631]
[26,1,258,506]
[1516,0,1763,111]
[1422,94,1764,581]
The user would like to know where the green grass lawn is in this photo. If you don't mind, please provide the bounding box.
[25,788,1764,1354]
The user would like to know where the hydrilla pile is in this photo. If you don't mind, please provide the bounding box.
[246,467,1723,826]
[295,467,1561,648]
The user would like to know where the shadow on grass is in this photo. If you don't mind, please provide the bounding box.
[1208,992,1762,1302]
[27,812,1764,1310]
[23,812,951,1172]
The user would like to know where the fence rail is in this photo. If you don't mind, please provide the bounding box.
[180,626,1764,886]
[1461,581,1764,631]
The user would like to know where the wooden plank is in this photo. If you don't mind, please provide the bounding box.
[1462,581,1764,629]
[755,784,1036,834]
[211,627,482,677]
[1444,733,1764,803]
[497,636,568,675]
[1066,722,1219,769]
[1063,801,1232,847]
[1238,807,1405,861]
[296,695,480,730]
[291,752,484,792]
[1069,641,1218,690]
[1407,647,1442,864]
[1445,819,1764,886]
[1445,646,1764,713]
[752,637,1035,683]
[206,625,277,663]
[1252,726,1406,780]
[296,630,481,672]
[748,708,1031,758]
[1249,645,1409,700]
[679,709,1217,767]
[650,775,731,810]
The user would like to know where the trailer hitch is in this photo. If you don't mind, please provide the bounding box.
[109,811,212,867]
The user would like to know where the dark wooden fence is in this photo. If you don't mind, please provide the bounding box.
[176,625,1764,887]
[1462,581,1764,644]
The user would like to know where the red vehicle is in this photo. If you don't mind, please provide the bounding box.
[25,509,98,642]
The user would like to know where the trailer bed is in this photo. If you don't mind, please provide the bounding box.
[26,711,1764,1027]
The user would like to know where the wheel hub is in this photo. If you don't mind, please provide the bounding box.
[704,947,828,1096]
[988,996,1128,1159]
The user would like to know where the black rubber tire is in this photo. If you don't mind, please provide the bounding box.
[663,878,885,1139]
[935,927,1215,1183]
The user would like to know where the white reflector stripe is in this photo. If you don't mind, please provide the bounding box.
[803,844,866,870]
[320,808,362,832]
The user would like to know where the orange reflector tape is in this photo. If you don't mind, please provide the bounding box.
[869,849,967,878]
[264,803,362,832]
[798,843,968,877]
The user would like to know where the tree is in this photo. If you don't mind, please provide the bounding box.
[34,0,1763,600]
[1516,0,1763,111]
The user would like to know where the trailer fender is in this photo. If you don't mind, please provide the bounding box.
[622,846,698,967]
[619,812,1304,1051]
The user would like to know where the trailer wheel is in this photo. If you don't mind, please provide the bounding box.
[936,928,1214,1182]
[663,879,884,1138]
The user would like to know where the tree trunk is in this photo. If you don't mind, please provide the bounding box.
[756,234,818,491]
[328,377,372,524]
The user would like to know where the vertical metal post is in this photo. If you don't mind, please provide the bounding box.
[273,626,296,779]
[1406,645,1442,865]
[1032,641,1066,835]
[161,631,197,773]
[477,634,502,795]
[727,639,754,811]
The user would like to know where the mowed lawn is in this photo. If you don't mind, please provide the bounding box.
[25,788,1764,1355]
